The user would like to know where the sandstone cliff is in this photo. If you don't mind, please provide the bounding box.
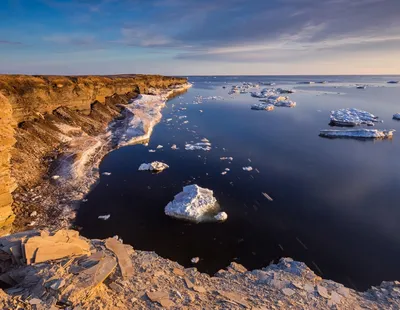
[0,74,187,235]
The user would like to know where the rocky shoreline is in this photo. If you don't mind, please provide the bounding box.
[1,229,399,309]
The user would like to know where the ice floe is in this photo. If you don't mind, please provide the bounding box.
[243,166,253,171]
[164,184,227,223]
[102,172,112,176]
[273,100,297,108]
[393,113,400,120]
[185,142,211,151]
[319,129,395,139]
[220,157,233,161]
[138,161,169,172]
[98,214,111,220]
[214,212,228,221]
[251,103,274,111]
[171,144,178,150]
[329,108,380,126]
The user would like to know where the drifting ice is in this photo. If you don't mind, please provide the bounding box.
[243,166,253,171]
[251,103,274,111]
[138,161,169,172]
[185,142,211,151]
[319,129,395,139]
[164,184,227,223]
[393,113,400,120]
[330,108,380,126]
[98,214,111,220]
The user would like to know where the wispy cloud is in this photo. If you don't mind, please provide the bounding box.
[0,40,22,45]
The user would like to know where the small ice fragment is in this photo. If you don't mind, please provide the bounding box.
[191,257,200,264]
[182,120,189,124]
[221,171,227,175]
[225,168,230,171]
[201,138,210,143]
[220,157,233,161]
[393,113,400,120]
[166,118,173,122]
[243,166,253,171]
[199,110,203,113]
[102,172,112,176]
[171,144,178,150]
[82,199,88,202]
[251,103,274,111]
[138,162,169,172]
[262,192,273,201]
[98,214,111,220]
[214,212,228,221]
[149,149,156,153]
[157,145,163,149]
[178,115,187,119]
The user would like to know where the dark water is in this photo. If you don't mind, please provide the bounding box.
[75,76,400,291]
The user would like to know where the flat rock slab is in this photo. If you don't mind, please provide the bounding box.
[105,238,134,279]
[147,291,175,309]
[24,230,90,264]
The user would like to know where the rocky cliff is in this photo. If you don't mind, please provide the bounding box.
[0,74,188,235]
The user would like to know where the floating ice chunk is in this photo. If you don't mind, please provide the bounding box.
[149,149,156,153]
[98,214,111,220]
[185,142,211,151]
[157,145,163,149]
[277,88,295,94]
[178,115,187,119]
[214,212,228,221]
[191,257,200,264]
[102,172,112,176]
[220,157,233,161]
[319,129,395,139]
[330,108,380,127]
[166,118,173,122]
[171,144,178,150]
[165,184,226,223]
[387,81,399,84]
[201,138,210,143]
[243,166,253,171]
[138,161,169,172]
[182,120,189,124]
[262,192,273,201]
[199,110,203,113]
[273,100,296,107]
[225,168,230,171]
[251,103,274,111]
[393,113,400,120]
[221,171,227,175]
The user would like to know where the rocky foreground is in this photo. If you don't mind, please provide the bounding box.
[0,229,399,310]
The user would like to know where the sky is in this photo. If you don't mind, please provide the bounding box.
[0,0,399,75]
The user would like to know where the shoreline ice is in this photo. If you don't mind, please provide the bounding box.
[319,129,395,139]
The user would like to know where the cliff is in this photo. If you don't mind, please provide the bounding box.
[0,74,188,235]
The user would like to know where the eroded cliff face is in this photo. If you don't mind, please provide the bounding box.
[0,74,187,235]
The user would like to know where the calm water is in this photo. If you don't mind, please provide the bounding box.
[76,76,400,291]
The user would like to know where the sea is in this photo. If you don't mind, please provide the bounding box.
[75,75,400,291]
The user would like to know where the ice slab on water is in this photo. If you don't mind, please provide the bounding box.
[319,129,395,139]
[165,184,227,223]
[330,108,380,127]
[251,103,274,111]
[138,161,169,172]
[185,142,211,151]
[393,113,400,120]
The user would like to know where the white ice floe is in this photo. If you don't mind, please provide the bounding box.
[149,149,156,153]
[191,257,200,264]
[171,144,178,150]
[157,145,163,149]
[273,100,297,107]
[214,212,228,221]
[242,166,253,171]
[98,214,111,220]
[138,161,169,172]
[251,103,275,111]
[319,129,395,139]
[221,171,227,175]
[185,142,211,151]
[201,138,210,143]
[165,184,227,223]
[178,116,187,119]
[102,172,112,176]
[393,113,400,120]
[330,108,380,126]
[166,118,173,122]
[220,157,233,161]
[182,120,189,124]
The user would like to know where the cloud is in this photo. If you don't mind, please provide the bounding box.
[43,34,96,46]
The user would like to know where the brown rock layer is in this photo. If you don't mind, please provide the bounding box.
[0,74,187,235]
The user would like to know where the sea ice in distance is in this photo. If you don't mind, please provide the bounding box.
[330,108,380,127]
[164,184,227,223]
[393,113,400,120]
[319,129,395,139]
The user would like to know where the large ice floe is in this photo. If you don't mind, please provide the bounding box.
[164,185,227,223]
[251,88,296,108]
[138,161,169,172]
[319,129,395,139]
[251,103,274,111]
[329,108,380,127]
[118,83,192,147]
[393,113,400,120]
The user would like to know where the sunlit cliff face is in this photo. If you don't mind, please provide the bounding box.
[1,0,400,75]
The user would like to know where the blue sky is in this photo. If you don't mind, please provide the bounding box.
[1,0,399,75]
